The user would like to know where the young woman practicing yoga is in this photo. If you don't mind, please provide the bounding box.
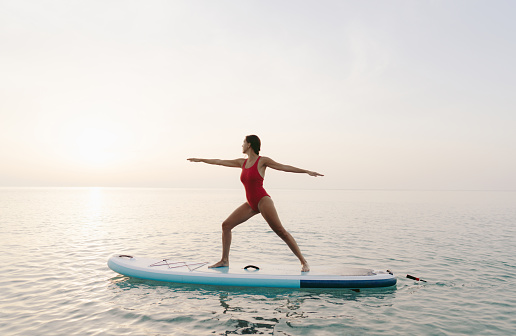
[188,135,323,272]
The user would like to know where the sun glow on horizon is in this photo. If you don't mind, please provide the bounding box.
[71,127,122,168]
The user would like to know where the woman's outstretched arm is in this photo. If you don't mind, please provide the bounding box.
[187,158,245,168]
[261,157,323,177]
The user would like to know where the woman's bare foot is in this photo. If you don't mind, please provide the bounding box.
[209,260,229,268]
[301,263,310,272]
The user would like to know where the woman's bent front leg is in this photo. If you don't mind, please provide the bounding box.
[258,197,310,272]
[209,202,258,268]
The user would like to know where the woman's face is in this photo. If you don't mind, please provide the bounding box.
[242,139,251,154]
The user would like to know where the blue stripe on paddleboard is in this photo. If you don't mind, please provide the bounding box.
[300,277,397,288]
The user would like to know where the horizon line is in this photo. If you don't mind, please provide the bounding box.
[1,186,515,192]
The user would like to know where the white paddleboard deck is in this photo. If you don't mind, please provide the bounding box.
[108,254,396,288]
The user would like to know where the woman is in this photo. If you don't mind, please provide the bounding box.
[188,135,323,272]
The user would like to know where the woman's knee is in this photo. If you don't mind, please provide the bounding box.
[272,227,289,239]
[222,220,234,232]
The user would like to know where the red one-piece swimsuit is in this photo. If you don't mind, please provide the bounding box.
[240,156,270,212]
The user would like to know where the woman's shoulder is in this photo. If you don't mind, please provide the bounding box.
[235,158,246,164]
[259,156,274,165]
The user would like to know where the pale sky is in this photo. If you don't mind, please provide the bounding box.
[1,0,515,190]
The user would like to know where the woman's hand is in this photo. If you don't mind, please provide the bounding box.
[307,171,324,177]
[187,158,203,162]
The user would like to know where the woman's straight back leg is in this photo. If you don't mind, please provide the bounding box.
[258,197,310,272]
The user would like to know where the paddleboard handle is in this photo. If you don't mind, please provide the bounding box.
[118,255,134,259]
[406,274,427,282]
[244,265,260,271]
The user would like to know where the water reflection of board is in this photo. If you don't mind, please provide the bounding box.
[108,254,397,289]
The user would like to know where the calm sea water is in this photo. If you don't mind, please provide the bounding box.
[1,188,515,335]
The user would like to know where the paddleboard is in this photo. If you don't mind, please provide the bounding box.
[108,254,397,288]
